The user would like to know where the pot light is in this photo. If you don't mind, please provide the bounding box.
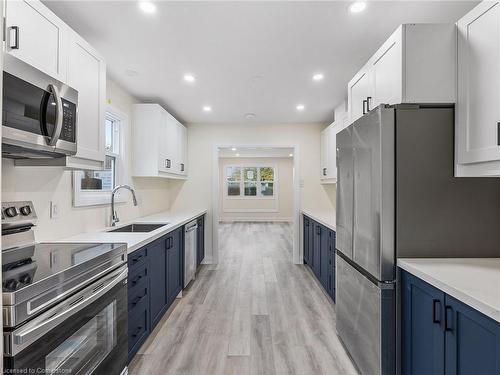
[184,74,196,83]
[231,147,237,151]
[289,153,293,157]
[138,1,156,14]
[349,1,366,13]
[296,104,305,111]
[244,113,256,120]
[312,73,324,81]
[203,106,212,112]
[236,153,240,157]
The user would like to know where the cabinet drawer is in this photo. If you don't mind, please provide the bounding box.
[128,279,149,313]
[128,262,148,290]
[128,247,147,270]
[128,304,149,358]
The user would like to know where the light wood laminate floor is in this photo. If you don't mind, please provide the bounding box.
[129,222,358,375]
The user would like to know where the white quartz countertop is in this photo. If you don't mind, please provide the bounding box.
[301,209,336,231]
[398,258,500,323]
[57,209,207,254]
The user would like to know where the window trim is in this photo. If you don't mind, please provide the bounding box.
[224,163,277,200]
[73,105,130,207]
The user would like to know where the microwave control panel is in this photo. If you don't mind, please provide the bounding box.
[59,99,77,143]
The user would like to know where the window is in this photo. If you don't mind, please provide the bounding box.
[73,106,129,207]
[225,165,276,198]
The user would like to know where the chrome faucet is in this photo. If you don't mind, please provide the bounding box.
[111,184,138,226]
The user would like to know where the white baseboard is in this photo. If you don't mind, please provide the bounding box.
[219,217,293,223]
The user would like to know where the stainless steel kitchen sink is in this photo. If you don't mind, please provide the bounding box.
[108,223,168,233]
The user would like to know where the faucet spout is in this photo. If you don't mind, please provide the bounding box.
[111,184,138,226]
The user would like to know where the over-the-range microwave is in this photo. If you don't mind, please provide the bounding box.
[2,55,78,159]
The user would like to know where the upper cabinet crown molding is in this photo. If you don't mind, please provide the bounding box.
[348,24,456,124]
[132,104,188,179]
[455,1,500,177]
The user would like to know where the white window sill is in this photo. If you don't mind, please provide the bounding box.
[73,190,128,207]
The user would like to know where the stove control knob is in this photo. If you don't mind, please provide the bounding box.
[19,274,32,284]
[4,279,19,291]
[20,205,32,216]
[4,207,18,218]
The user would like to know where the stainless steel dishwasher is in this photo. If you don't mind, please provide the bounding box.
[184,220,198,287]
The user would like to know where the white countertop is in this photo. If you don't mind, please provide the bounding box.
[301,209,336,231]
[398,258,500,323]
[57,209,207,254]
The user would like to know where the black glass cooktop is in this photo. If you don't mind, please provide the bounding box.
[2,242,124,292]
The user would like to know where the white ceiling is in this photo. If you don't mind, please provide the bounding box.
[44,1,477,124]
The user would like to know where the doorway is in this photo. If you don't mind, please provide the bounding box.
[212,145,301,265]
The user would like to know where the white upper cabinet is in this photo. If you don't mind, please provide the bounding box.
[132,104,188,179]
[456,1,500,177]
[320,123,338,183]
[4,0,68,81]
[348,24,456,124]
[66,32,106,167]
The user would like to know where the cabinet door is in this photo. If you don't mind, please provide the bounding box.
[312,223,322,279]
[372,33,402,108]
[444,295,500,375]
[348,68,373,123]
[179,123,188,175]
[327,125,337,179]
[148,237,167,329]
[327,230,336,301]
[164,114,179,173]
[67,32,106,164]
[303,217,311,264]
[401,271,445,375]
[320,128,329,179]
[457,2,500,165]
[166,228,183,307]
[158,109,169,172]
[320,225,329,289]
[5,0,68,81]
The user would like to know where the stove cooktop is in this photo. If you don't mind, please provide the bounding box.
[2,242,125,292]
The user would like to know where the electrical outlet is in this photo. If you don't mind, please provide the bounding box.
[50,201,60,219]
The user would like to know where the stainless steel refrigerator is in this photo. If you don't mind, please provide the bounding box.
[335,104,500,375]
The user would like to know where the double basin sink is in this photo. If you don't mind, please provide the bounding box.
[108,223,169,233]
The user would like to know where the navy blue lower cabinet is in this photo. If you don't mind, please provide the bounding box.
[401,269,500,375]
[319,225,329,289]
[149,236,168,329]
[303,216,313,265]
[166,227,183,307]
[401,270,445,375]
[312,223,322,279]
[326,230,336,301]
[196,215,205,268]
[444,295,500,375]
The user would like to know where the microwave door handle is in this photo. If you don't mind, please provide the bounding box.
[47,84,63,146]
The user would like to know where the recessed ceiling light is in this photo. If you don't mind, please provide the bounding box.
[184,74,196,83]
[244,113,256,120]
[236,153,240,157]
[312,73,324,81]
[138,1,156,14]
[349,1,366,13]
[231,147,237,151]
[296,104,305,111]
[203,106,212,112]
[125,69,139,77]
[289,153,293,157]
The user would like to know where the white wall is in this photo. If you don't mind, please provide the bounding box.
[2,78,172,241]
[168,122,336,263]
[219,156,294,222]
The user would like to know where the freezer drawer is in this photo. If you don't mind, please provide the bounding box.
[336,253,395,375]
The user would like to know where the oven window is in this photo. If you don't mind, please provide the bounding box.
[45,301,117,375]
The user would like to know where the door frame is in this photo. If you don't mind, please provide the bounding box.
[212,144,301,264]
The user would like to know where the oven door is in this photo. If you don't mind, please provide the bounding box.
[4,266,128,375]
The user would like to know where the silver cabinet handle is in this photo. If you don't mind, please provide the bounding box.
[9,26,19,49]
[47,84,63,146]
[13,267,127,346]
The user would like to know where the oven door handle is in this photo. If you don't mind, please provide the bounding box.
[13,266,127,346]
[46,84,63,146]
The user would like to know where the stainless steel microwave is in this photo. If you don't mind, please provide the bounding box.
[2,55,78,159]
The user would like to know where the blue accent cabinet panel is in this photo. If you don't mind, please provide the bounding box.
[196,215,205,268]
[312,222,322,279]
[303,216,313,265]
[166,227,183,307]
[444,295,500,375]
[401,269,500,375]
[401,270,445,375]
[319,224,330,289]
[148,236,168,329]
[327,230,336,301]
